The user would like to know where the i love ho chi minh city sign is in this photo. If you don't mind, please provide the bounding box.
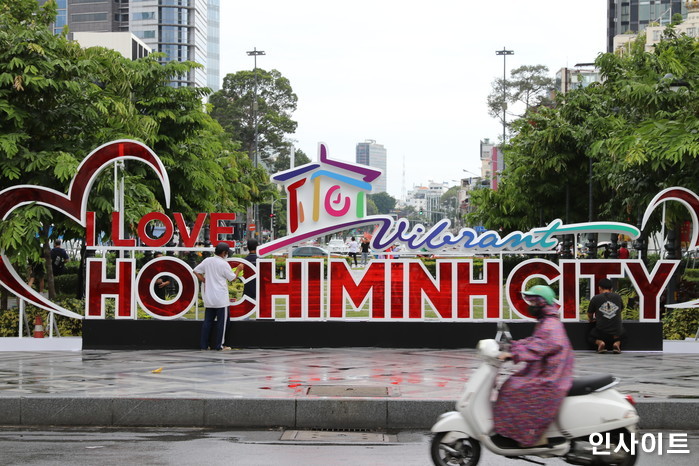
[1,140,698,323]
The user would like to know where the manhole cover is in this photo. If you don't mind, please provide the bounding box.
[306,385,394,397]
[281,430,397,443]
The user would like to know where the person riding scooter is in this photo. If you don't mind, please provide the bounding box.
[492,285,575,448]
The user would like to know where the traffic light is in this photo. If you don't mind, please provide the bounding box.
[419,209,423,215]
[269,213,275,218]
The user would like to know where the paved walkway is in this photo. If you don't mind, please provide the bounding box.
[0,346,698,430]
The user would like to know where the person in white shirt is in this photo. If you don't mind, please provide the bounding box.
[346,236,359,267]
[193,243,239,350]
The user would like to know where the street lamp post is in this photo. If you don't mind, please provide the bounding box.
[246,47,265,240]
[495,48,514,147]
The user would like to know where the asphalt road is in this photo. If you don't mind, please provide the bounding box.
[0,427,697,465]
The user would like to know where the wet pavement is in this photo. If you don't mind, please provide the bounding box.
[0,347,698,429]
[0,348,698,400]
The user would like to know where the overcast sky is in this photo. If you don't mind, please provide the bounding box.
[219,0,607,199]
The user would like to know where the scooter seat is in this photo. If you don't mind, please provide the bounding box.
[567,374,615,396]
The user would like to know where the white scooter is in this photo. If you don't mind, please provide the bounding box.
[430,323,639,465]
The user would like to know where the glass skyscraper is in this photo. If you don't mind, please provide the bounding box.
[40,0,219,89]
[130,0,209,88]
[207,0,220,91]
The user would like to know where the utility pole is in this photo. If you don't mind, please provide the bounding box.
[246,47,265,240]
[495,47,514,147]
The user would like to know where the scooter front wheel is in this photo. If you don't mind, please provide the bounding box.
[430,431,481,466]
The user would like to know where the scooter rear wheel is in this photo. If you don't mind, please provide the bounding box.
[605,429,638,466]
[430,431,481,466]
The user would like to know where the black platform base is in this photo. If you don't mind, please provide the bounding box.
[82,320,662,351]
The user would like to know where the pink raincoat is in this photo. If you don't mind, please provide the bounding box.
[493,304,574,446]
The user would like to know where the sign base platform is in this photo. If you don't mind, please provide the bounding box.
[82,320,662,351]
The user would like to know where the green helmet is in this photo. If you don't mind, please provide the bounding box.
[522,285,556,305]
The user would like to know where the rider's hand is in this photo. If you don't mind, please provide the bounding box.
[498,352,513,361]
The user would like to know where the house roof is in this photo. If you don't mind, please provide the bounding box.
[272,143,382,183]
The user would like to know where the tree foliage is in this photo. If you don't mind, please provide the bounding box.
[368,192,397,215]
[209,69,299,167]
[487,65,555,127]
[0,0,261,296]
[471,30,699,236]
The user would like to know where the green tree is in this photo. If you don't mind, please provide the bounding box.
[368,192,397,215]
[487,65,555,127]
[470,29,699,241]
[209,69,299,167]
[269,146,311,174]
[0,0,260,298]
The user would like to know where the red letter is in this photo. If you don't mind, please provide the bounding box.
[136,257,196,319]
[559,260,579,320]
[306,260,324,318]
[174,213,207,248]
[229,257,256,319]
[389,262,405,319]
[111,211,136,247]
[579,261,623,295]
[626,260,679,321]
[329,260,386,319]
[209,213,236,247]
[408,261,453,319]
[85,258,135,318]
[456,259,502,319]
[137,212,173,247]
[86,211,96,247]
[506,259,560,319]
[258,259,303,319]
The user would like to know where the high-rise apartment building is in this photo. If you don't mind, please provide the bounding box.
[607,0,686,52]
[40,0,219,89]
[356,140,387,194]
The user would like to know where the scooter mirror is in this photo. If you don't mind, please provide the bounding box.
[495,322,512,343]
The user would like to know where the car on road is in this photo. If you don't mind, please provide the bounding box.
[290,246,330,257]
[326,238,348,254]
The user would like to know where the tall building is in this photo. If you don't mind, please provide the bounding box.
[207,0,220,91]
[40,0,219,89]
[615,0,699,50]
[607,0,686,52]
[356,140,387,194]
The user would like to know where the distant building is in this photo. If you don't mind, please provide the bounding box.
[69,32,150,60]
[356,140,387,193]
[555,64,603,94]
[607,0,686,52]
[479,138,502,190]
[40,0,219,89]
[406,182,447,219]
[621,0,699,50]
[457,177,486,217]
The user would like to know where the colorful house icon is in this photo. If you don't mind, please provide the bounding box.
[272,143,382,236]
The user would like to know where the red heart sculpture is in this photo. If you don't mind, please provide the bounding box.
[641,187,699,249]
[0,140,170,318]
[641,186,699,310]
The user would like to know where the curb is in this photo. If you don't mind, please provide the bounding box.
[1,398,697,430]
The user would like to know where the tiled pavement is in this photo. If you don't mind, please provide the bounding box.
[0,347,698,430]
